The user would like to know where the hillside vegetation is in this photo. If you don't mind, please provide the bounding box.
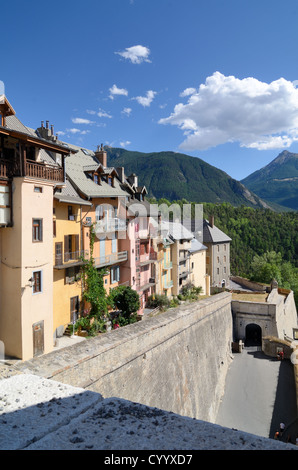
[150,198,298,306]
[242,150,298,210]
[106,147,271,209]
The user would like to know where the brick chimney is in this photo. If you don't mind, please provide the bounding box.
[95,144,107,167]
[209,215,214,227]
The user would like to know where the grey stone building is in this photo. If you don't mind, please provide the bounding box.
[203,216,231,290]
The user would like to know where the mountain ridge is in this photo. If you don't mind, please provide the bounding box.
[105,147,273,209]
[241,150,298,210]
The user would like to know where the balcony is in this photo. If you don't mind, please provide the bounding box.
[0,159,13,179]
[163,261,173,270]
[54,250,89,269]
[164,279,173,289]
[136,277,156,292]
[95,217,126,234]
[0,158,64,183]
[25,160,64,182]
[138,251,157,266]
[94,250,128,268]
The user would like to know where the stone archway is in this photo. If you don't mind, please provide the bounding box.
[245,323,262,346]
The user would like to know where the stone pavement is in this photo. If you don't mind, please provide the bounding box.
[0,373,297,451]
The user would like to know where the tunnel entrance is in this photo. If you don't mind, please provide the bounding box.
[245,323,262,346]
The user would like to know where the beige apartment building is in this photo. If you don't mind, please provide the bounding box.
[0,96,74,359]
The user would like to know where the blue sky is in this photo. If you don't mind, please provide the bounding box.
[2,0,298,181]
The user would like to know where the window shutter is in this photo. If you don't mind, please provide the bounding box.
[75,234,79,258]
[64,235,69,262]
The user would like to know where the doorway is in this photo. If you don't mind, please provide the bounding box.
[245,323,262,346]
[32,320,44,356]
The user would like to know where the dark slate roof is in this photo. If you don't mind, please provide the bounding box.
[203,219,232,244]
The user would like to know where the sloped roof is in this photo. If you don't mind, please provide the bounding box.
[203,219,232,243]
[62,143,129,198]
[189,238,207,253]
[161,221,193,241]
[54,178,92,206]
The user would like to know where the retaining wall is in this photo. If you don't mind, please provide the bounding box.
[15,292,233,424]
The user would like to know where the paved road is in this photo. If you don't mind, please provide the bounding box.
[215,346,298,443]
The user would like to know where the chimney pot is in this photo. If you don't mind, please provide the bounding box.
[95,144,107,167]
[46,121,49,129]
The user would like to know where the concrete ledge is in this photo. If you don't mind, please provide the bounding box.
[0,374,296,451]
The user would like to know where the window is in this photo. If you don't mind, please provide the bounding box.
[55,242,63,265]
[34,186,42,193]
[66,266,80,284]
[53,219,56,237]
[110,265,120,284]
[95,205,103,221]
[64,235,79,262]
[32,219,43,242]
[33,271,42,294]
[68,206,75,220]
[70,296,80,323]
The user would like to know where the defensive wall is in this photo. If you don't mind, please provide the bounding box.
[14,292,233,424]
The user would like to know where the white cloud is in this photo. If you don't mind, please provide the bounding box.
[115,45,151,64]
[86,109,96,115]
[120,140,131,147]
[133,90,157,107]
[109,84,129,100]
[122,107,132,117]
[97,108,112,118]
[67,128,81,134]
[159,72,298,151]
[180,87,197,97]
[72,117,95,124]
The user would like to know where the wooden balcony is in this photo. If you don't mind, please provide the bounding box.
[25,160,64,182]
[0,158,64,183]
[0,159,14,179]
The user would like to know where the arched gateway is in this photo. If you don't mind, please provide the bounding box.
[245,323,262,346]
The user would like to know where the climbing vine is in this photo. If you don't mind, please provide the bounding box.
[79,224,108,334]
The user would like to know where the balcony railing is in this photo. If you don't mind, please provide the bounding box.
[26,160,64,182]
[0,158,64,183]
[94,250,128,268]
[95,217,126,234]
[0,159,13,179]
[54,250,89,268]
[138,251,157,265]
[163,261,173,270]
[164,279,173,289]
[136,277,156,291]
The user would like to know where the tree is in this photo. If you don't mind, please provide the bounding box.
[80,225,108,333]
[108,285,140,325]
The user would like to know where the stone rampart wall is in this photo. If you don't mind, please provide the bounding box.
[16,292,233,424]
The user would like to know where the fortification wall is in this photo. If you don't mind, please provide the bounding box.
[15,292,233,424]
